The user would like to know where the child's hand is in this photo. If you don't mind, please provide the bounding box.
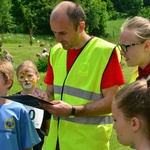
[32,87,48,101]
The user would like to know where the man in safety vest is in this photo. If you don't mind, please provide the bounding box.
[35,1,125,150]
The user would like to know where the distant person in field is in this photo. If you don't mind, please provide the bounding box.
[16,60,51,150]
[112,79,150,150]
[3,50,13,63]
[42,48,49,57]
[36,53,42,60]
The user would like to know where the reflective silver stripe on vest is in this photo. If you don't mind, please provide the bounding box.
[53,115,113,125]
[54,85,102,100]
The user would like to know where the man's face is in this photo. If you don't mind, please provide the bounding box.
[18,69,39,90]
[50,15,81,50]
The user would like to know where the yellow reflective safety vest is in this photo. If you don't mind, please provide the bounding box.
[130,68,138,83]
[115,45,121,63]
[45,37,116,150]
[130,67,150,83]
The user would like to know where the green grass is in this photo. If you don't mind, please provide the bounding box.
[1,19,136,150]
[105,19,126,44]
[1,34,54,94]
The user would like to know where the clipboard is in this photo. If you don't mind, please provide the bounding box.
[1,94,53,109]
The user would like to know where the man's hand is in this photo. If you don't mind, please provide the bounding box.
[39,100,72,117]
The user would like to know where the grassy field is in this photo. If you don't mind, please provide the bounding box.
[105,19,126,44]
[1,33,53,94]
[1,19,136,150]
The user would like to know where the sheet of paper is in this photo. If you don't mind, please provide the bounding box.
[24,105,44,129]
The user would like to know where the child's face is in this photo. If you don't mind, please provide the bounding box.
[18,68,39,90]
[0,72,10,95]
[112,101,133,146]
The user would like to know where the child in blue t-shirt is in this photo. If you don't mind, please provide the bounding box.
[0,58,41,150]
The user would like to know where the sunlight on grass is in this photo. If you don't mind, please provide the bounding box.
[105,19,125,44]
[2,34,54,94]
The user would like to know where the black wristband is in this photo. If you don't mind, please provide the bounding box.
[70,106,76,116]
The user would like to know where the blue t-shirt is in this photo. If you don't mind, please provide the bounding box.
[0,101,41,150]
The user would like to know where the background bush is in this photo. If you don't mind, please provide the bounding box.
[36,57,48,72]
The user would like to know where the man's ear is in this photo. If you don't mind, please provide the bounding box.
[131,117,141,132]
[79,21,85,32]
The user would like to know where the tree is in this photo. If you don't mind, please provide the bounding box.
[143,0,150,6]
[10,0,110,36]
[11,0,62,35]
[105,0,119,20]
[0,0,12,34]
[84,0,108,36]
[139,6,150,19]
[110,0,143,16]
[11,0,26,33]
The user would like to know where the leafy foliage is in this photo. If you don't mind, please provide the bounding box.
[0,0,150,37]
[85,0,108,36]
[0,0,12,33]
[36,57,48,72]
[139,6,150,18]
[0,53,5,59]
[106,0,119,20]
[143,0,150,6]
[110,0,144,16]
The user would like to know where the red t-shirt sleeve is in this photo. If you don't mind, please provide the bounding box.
[101,49,125,89]
[44,56,54,84]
